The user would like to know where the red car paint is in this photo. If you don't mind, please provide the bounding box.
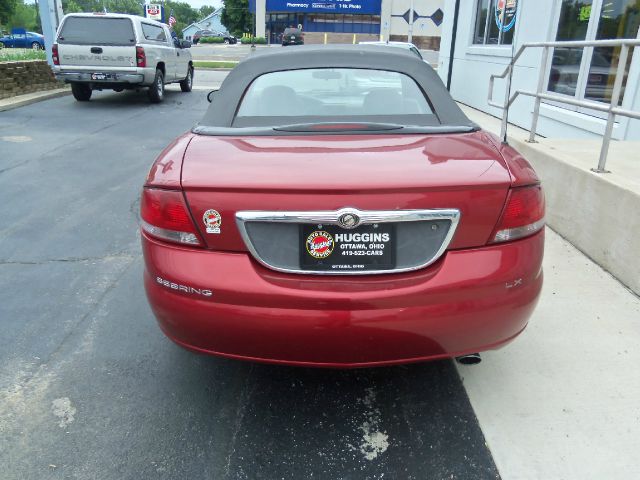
[141,131,544,367]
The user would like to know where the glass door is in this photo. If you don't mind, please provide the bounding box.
[547,1,597,100]
[584,0,640,104]
[267,13,303,44]
[547,0,640,112]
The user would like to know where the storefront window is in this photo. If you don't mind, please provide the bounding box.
[548,0,639,105]
[547,0,593,97]
[301,13,381,34]
[585,0,639,103]
[473,0,517,45]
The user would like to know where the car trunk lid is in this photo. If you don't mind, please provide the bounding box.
[181,131,512,255]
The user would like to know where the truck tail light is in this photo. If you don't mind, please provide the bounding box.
[52,43,59,65]
[136,46,146,68]
[490,185,545,243]
[140,188,201,246]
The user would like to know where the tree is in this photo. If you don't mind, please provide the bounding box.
[56,0,202,38]
[0,0,18,28]
[106,0,145,15]
[34,0,41,32]
[199,5,215,18]
[164,1,198,37]
[62,0,145,15]
[221,0,252,37]
[7,1,38,31]
[61,0,84,14]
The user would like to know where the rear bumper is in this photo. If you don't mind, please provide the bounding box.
[142,230,544,367]
[55,72,145,84]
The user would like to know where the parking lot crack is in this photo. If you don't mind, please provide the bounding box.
[223,365,256,479]
[0,159,31,175]
[0,252,136,266]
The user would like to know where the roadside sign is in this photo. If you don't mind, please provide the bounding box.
[145,4,163,22]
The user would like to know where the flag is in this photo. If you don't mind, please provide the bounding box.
[168,10,177,27]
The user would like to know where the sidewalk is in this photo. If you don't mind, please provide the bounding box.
[0,88,70,112]
[459,227,640,479]
[458,103,640,479]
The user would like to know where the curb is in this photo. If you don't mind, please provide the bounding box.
[0,88,71,112]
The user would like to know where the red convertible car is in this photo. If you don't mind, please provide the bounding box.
[141,46,544,367]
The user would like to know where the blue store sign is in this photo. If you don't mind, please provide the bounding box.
[265,0,381,15]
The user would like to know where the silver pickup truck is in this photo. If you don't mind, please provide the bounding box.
[52,13,193,103]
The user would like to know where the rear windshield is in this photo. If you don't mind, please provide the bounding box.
[58,17,135,45]
[284,28,301,35]
[234,68,434,126]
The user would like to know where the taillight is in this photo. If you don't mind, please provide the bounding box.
[490,185,545,243]
[52,43,59,65]
[136,46,146,68]
[140,188,201,246]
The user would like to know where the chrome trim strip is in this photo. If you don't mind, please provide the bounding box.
[55,72,144,83]
[235,208,461,276]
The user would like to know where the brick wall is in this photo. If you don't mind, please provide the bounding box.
[281,32,439,50]
[0,60,63,100]
[302,32,380,45]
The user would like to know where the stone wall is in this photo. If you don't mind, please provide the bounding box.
[0,60,62,100]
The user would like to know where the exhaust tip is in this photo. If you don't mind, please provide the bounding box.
[456,353,481,365]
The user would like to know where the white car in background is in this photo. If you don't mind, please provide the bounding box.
[359,41,425,61]
[53,13,193,103]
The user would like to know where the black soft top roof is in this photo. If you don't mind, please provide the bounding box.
[196,45,477,135]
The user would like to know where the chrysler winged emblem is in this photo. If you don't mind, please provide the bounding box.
[338,212,360,229]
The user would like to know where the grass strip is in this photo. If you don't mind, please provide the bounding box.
[193,61,238,69]
[0,49,47,62]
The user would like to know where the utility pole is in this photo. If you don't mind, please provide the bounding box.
[251,11,256,50]
[407,0,414,43]
[37,0,64,65]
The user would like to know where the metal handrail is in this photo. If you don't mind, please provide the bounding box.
[488,39,640,173]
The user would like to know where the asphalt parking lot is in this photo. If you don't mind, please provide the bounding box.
[0,86,498,479]
[2,72,639,479]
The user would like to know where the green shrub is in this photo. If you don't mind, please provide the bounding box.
[240,37,267,44]
[199,37,225,44]
[0,49,46,62]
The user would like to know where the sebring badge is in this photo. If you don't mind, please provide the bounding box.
[338,212,360,229]
[203,209,222,234]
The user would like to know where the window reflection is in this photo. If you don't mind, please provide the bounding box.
[585,0,639,104]
[547,0,593,96]
[473,0,517,45]
[548,0,639,104]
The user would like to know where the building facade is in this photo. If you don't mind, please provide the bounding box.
[438,0,640,140]
[181,8,227,41]
[252,0,444,48]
